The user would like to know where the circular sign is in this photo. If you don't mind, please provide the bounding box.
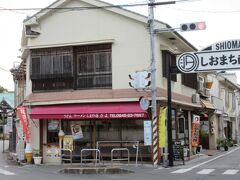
[177,53,199,73]
[139,96,150,111]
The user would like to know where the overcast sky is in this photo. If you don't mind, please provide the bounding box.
[1,0,240,91]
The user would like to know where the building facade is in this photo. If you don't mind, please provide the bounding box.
[197,72,240,150]
[12,0,226,164]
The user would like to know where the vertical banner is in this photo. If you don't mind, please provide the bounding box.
[159,107,167,148]
[191,114,200,147]
[144,121,152,145]
[17,106,30,143]
[6,116,13,133]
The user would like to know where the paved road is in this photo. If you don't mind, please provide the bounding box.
[0,141,240,180]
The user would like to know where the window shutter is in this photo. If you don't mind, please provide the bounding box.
[162,50,177,81]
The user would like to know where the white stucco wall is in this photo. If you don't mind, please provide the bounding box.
[23,0,196,97]
[27,0,150,90]
[29,119,40,150]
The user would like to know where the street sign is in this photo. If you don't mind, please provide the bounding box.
[177,39,240,73]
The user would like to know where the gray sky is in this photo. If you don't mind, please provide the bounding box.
[1,0,240,91]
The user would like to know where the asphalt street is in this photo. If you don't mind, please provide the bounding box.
[1,140,240,180]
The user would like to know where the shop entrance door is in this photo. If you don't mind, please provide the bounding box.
[42,120,61,164]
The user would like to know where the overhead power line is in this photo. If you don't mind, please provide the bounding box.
[2,0,238,15]
[164,7,240,14]
[0,67,9,72]
[0,0,199,12]
[1,3,147,11]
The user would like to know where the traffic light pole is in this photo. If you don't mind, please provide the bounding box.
[148,0,158,166]
[148,0,175,166]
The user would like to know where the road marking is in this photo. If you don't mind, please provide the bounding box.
[0,168,15,175]
[197,169,215,174]
[170,147,240,175]
[222,169,239,175]
[190,147,240,169]
[171,168,192,174]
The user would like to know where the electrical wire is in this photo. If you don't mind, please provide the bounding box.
[3,0,235,18]
[0,6,28,15]
[0,0,200,12]
[175,0,200,2]
[163,6,240,14]
[0,4,146,11]
[0,67,9,72]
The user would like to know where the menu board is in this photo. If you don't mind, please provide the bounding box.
[173,141,184,165]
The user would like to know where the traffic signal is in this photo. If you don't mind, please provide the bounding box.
[129,71,151,89]
[180,21,206,32]
[129,72,137,88]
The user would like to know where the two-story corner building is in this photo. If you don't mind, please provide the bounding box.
[14,0,204,164]
[200,72,240,150]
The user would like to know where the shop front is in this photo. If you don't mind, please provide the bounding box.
[29,102,150,164]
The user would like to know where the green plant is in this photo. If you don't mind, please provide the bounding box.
[222,139,229,147]
[217,138,230,147]
[216,138,223,148]
[228,138,234,147]
[33,149,41,157]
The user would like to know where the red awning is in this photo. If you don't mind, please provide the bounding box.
[30,102,148,120]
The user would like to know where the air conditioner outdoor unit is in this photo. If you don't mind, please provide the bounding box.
[192,93,200,103]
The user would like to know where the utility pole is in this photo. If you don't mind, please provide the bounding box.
[148,0,175,166]
[148,0,158,166]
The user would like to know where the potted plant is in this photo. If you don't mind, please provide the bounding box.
[222,139,229,151]
[33,149,42,165]
[216,138,222,150]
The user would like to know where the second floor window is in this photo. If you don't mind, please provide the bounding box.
[76,44,112,89]
[31,48,73,79]
[30,44,112,91]
[225,90,229,107]
[232,93,236,110]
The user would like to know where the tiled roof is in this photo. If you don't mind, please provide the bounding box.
[24,88,196,108]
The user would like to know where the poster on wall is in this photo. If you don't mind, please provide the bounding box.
[6,116,13,133]
[191,114,200,147]
[63,135,74,151]
[71,122,83,140]
[48,120,59,131]
[144,121,152,146]
[46,145,60,157]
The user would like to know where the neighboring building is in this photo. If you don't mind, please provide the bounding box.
[198,72,240,150]
[13,0,221,164]
[217,73,240,144]
[0,92,15,152]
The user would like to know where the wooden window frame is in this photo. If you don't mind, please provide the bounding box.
[76,44,112,89]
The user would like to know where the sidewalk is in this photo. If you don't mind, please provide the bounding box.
[4,146,239,175]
